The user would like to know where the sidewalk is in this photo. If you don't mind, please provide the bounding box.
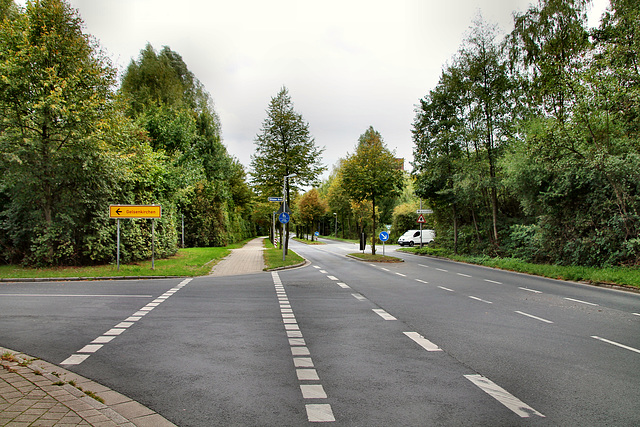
[0,346,176,427]
[208,237,266,276]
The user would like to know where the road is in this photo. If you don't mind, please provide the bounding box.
[1,238,639,426]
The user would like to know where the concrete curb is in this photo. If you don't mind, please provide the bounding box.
[0,346,176,426]
[0,276,184,283]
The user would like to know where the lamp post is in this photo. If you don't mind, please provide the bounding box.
[282,173,296,261]
[333,212,337,238]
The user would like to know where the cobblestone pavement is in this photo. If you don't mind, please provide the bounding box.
[0,346,176,427]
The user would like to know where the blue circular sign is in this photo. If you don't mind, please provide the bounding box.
[314,231,319,237]
[379,231,389,242]
[278,212,290,224]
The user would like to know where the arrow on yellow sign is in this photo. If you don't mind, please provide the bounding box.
[109,205,161,219]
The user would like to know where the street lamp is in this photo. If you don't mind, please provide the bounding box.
[333,212,337,238]
[282,173,297,261]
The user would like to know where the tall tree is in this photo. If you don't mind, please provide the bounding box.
[250,86,325,253]
[0,0,118,264]
[341,127,403,255]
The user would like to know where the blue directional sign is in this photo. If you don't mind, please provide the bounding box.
[278,212,290,224]
[314,231,319,237]
[379,231,389,242]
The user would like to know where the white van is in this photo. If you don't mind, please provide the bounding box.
[397,229,435,246]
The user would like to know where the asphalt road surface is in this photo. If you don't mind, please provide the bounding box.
[1,238,639,426]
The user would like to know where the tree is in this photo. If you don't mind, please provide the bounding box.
[0,0,120,264]
[297,188,328,240]
[250,86,325,253]
[341,127,404,254]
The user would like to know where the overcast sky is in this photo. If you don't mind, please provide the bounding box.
[17,0,610,180]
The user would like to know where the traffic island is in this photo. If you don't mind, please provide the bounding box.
[347,253,404,263]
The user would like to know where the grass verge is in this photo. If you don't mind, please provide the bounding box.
[0,238,257,279]
[293,237,325,245]
[400,246,640,290]
[263,238,305,270]
[348,253,403,263]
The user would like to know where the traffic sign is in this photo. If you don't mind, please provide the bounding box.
[268,197,283,202]
[417,214,426,223]
[110,205,161,219]
[278,212,290,224]
[417,209,433,214]
[379,231,389,242]
[314,231,319,237]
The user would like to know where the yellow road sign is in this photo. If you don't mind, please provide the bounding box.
[110,205,161,219]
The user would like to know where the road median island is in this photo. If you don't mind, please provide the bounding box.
[347,253,404,263]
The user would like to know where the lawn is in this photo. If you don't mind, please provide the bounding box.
[0,240,254,280]
[263,238,305,270]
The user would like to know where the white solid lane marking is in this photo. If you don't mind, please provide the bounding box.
[352,293,367,301]
[456,273,472,277]
[438,286,454,292]
[0,294,153,298]
[60,354,90,365]
[306,404,335,422]
[515,311,553,324]
[300,384,327,399]
[78,344,103,353]
[484,279,502,284]
[465,374,545,418]
[327,275,339,281]
[396,272,407,277]
[592,336,640,354]
[297,369,320,381]
[404,332,442,352]
[294,357,314,367]
[564,297,598,306]
[415,279,428,284]
[518,287,542,294]
[469,296,492,304]
[372,309,397,320]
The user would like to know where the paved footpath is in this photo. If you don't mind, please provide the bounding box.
[208,237,266,276]
[0,345,176,427]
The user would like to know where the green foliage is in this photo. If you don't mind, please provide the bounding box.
[411,0,640,267]
[250,87,326,197]
[341,127,404,254]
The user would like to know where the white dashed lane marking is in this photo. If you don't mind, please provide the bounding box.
[519,287,542,294]
[515,311,553,324]
[61,278,192,365]
[565,297,598,306]
[469,296,492,304]
[592,336,640,354]
[271,271,335,423]
[372,309,397,321]
[465,374,545,418]
[404,332,442,352]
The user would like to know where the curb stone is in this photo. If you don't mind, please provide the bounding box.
[0,346,177,426]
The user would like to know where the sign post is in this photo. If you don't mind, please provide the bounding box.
[379,231,389,256]
[110,205,162,271]
[278,211,290,261]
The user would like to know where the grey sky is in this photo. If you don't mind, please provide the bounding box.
[17,0,610,180]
